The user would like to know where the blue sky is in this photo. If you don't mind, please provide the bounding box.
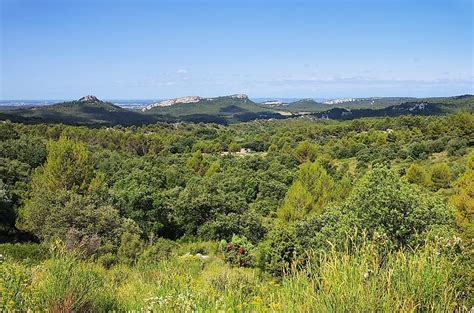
[1,0,472,99]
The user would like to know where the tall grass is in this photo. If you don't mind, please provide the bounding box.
[0,240,469,312]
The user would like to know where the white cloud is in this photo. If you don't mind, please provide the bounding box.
[176,69,188,75]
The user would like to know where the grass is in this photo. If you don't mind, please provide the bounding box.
[1,240,470,312]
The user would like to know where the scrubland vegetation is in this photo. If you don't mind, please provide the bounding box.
[1,113,473,311]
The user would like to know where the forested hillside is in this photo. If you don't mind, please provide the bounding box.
[1,94,472,125]
[1,113,473,311]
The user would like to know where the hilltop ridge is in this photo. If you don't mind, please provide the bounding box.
[78,95,101,102]
[0,94,472,126]
[142,94,249,111]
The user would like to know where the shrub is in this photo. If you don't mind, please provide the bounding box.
[431,163,452,190]
[295,207,358,253]
[0,243,47,264]
[405,163,430,187]
[258,223,298,276]
[197,211,266,243]
[97,252,117,269]
[117,232,144,265]
[138,238,180,265]
[219,235,254,267]
[177,240,218,256]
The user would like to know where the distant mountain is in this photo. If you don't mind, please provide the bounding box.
[0,94,471,125]
[0,95,155,125]
[142,94,283,123]
[264,96,473,114]
[312,95,474,120]
[322,97,416,109]
[282,99,333,112]
[266,97,418,113]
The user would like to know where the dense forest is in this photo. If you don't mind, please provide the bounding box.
[1,112,473,311]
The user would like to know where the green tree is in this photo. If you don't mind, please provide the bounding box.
[406,164,430,187]
[20,138,136,246]
[118,232,144,265]
[205,161,220,177]
[277,181,312,222]
[430,163,451,190]
[187,150,208,176]
[343,167,454,248]
[277,161,334,222]
[294,141,318,164]
[229,142,240,153]
[39,137,92,192]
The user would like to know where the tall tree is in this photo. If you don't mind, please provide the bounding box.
[277,160,334,222]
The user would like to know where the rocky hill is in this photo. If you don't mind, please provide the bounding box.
[142,94,282,123]
[0,96,156,125]
[0,94,471,125]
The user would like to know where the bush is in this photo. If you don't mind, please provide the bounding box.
[197,211,266,243]
[430,163,452,190]
[97,252,117,269]
[138,238,180,265]
[117,233,144,265]
[219,235,254,267]
[405,163,430,187]
[258,223,298,276]
[295,207,358,253]
[177,240,218,256]
[0,243,48,264]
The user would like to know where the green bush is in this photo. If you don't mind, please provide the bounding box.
[258,223,298,276]
[117,232,144,265]
[97,252,117,269]
[197,211,266,243]
[219,235,255,267]
[177,240,218,256]
[138,238,180,265]
[0,243,48,264]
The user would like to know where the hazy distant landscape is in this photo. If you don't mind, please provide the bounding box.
[1,94,472,125]
[1,0,472,311]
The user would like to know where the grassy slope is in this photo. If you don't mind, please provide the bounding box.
[1,240,467,312]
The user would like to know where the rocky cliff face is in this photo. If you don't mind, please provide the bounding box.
[229,94,248,99]
[79,95,100,102]
[142,96,201,111]
[142,94,249,111]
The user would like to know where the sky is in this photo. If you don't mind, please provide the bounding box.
[0,0,472,99]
